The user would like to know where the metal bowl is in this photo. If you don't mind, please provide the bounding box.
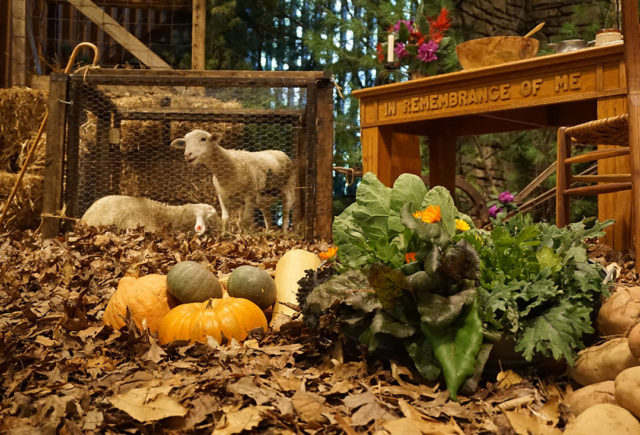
[456,36,540,70]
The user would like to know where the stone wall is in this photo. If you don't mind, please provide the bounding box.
[458,0,616,41]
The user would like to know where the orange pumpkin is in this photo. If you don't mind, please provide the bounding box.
[103,274,178,333]
[158,297,268,345]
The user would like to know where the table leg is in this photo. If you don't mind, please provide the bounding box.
[361,126,421,186]
[428,129,457,195]
[598,96,632,250]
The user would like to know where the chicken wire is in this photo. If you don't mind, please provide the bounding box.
[65,76,309,234]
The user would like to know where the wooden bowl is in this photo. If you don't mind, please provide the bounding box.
[456,36,539,70]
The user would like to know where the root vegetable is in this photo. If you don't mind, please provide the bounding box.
[628,323,640,361]
[568,338,639,386]
[596,286,640,336]
[615,366,640,419]
[567,381,617,415]
[563,403,640,435]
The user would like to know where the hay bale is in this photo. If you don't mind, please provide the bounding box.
[0,171,44,230]
[0,88,47,172]
[17,132,47,175]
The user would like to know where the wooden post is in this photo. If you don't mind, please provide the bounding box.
[428,127,456,195]
[41,73,69,238]
[597,96,631,249]
[11,0,28,86]
[315,77,334,240]
[622,0,640,271]
[304,83,318,239]
[191,0,206,70]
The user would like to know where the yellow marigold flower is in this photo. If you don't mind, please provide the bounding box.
[420,205,441,223]
[412,210,423,219]
[405,252,417,263]
[455,219,470,231]
[319,246,338,260]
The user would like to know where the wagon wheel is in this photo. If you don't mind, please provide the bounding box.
[422,175,489,227]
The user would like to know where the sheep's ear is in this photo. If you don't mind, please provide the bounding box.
[209,132,223,145]
[170,138,186,150]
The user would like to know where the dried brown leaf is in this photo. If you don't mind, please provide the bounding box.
[213,405,271,435]
[110,385,187,422]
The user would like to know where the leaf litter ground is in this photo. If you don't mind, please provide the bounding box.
[0,224,636,434]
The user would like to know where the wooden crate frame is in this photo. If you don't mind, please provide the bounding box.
[41,69,334,240]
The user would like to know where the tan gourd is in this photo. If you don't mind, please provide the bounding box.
[271,249,321,326]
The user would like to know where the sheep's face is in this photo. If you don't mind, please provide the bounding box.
[171,130,223,166]
[193,204,218,235]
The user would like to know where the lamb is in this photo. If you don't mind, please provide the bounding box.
[170,129,296,233]
[80,195,218,235]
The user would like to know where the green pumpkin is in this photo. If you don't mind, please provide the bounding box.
[166,261,222,303]
[227,265,277,309]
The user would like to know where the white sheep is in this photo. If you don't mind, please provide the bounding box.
[170,129,296,233]
[80,195,218,235]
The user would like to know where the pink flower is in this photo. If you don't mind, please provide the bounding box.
[417,40,438,63]
[488,204,502,218]
[394,20,414,33]
[498,191,515,203]
[394,42,409,59]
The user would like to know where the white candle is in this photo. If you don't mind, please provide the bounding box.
[387,34,394,62]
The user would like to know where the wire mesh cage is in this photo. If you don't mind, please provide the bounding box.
[42,70,333,239]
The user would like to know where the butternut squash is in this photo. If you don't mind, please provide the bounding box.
[271,249,321,327]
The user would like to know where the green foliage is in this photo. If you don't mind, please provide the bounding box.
[308,172,485,400]
[303,173,612,399]
[464,214,613,364]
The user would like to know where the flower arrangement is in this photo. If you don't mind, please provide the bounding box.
[377,4,451,77]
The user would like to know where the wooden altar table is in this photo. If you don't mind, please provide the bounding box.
[352,43,631,249]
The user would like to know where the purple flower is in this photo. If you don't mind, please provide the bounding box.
[488,204,502,218]
[394,42,409,59]
[498,191,515,204]
[394,20,413,33]
[417,40,438,63]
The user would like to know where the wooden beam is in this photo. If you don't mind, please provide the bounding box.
[67,0,172,69]
[191,0,206,70]
[622,0,640,270]
[11,0,28,86]
[41,73,69,238]
[315,78,334,241]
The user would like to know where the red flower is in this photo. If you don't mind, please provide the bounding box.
[376,42,384,62]
[428,8,451,44]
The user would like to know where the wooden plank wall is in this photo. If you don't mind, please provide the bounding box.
[24,0,191,75]
[1,0,11,87]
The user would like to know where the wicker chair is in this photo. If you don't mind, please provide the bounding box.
[556,0,640,271]
[556,113,631,227]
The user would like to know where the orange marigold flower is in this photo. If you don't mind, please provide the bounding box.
[412,210,423,219]
[405,252,417,263]
[420,205,441,223]
[319,246,338,260]
[455,219,470,231]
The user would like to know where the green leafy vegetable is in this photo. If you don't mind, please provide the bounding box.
[302,172,611,400]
